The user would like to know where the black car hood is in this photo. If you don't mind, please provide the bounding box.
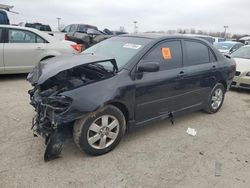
[27,54,118,85]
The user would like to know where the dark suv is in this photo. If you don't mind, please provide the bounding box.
[24,22,52,32]
[28,34,236,161]
[62,24,111,50]
[0,10,9,24]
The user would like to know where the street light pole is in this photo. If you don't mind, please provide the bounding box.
[224,26,228,39]
[56,17,61,31]
[133,21,138,33]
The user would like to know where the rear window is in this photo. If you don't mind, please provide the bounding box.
[184,40,210,66]
[78,25,98,33]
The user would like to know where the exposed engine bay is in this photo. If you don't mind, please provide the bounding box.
[28,54,118,161]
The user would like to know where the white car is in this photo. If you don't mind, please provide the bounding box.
[213,37,225,43]
[230,45,250,89]
[214,41,244,55]
[0,25,82,74]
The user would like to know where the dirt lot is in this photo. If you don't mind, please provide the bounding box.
[0,74,249,188]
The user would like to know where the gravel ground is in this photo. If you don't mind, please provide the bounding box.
[0,74,249,188]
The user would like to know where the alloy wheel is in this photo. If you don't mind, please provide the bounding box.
[87,115,119,149]
[211,88,223,110]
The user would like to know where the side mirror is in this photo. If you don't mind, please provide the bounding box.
[138,62,160,73]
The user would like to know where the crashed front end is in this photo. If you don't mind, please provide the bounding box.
[27,54,118,161]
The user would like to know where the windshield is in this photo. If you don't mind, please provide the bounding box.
[83,36,152,69]
[231,46,250,59]
[214,42,234,50]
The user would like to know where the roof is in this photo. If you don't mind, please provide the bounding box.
[0,24,37,31]
[0,24,58,42]
[119,33,215,45]
[239,36,250,40]
[121,33,206,39]
[183,34,213,38]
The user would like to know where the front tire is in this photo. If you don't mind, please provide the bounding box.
[73,105,126,156]
[204,83,225,114]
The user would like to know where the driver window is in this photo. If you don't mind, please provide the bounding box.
[142,40,183,70]
[9,29,36,43]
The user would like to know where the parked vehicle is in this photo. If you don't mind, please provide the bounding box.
[214,41,244,54]
[27,34,236,161]
[0,4,17,25]
[230,45,250,89]
[0,10,9,24]
[62,24,112,50]
[19,22,52,32]
[238,36,250,45]
[213,37,225,43]
[0,25,81,74]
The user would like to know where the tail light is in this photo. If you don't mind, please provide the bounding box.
[71,44,82,53]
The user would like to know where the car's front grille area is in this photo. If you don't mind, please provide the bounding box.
[235,71,241,76]
[240,83,250,88]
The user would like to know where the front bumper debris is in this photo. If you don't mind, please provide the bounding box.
[29,87,72,161]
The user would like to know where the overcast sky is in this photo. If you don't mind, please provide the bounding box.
[2,0,250,34]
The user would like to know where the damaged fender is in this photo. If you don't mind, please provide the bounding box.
[27,53,132,161]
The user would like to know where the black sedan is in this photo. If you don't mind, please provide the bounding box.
[27,34,236,161]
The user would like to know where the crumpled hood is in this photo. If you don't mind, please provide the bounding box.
[27,54,118,85]
[234,58,250,72]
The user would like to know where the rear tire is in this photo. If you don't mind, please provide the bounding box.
[73,105,126,156]
[204,83,225,114]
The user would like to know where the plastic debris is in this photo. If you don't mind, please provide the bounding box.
[186,128,197,136]
[215,161,222,176]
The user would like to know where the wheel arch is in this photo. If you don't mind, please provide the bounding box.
[40,55,55,62]
[218,80,227,91]
[108,101,129,123]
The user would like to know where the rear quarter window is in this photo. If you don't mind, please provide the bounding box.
[184,40,210,66]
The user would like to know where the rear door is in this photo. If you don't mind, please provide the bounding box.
[4,28,48,73]
[0,28,4,73]
[180,39,218,107]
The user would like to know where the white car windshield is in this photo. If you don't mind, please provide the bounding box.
[231,46,250,59]
[214,42,234,50]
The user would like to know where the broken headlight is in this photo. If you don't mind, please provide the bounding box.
[42,95,72,113]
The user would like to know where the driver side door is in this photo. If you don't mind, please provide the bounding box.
[134,40,185,124]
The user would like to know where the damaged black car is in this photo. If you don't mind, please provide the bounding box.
[27,34,236,161]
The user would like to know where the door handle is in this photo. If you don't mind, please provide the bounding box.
[177,71,185,80]
[36,46,44,50]
[212,65,217,72]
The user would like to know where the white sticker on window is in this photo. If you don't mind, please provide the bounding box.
[123,43,142,49]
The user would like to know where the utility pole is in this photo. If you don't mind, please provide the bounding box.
[224,26,228,39]
[133,21,138,33]
[56,17,61,31]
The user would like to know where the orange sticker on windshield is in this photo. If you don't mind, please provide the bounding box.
[162,47,172,60]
